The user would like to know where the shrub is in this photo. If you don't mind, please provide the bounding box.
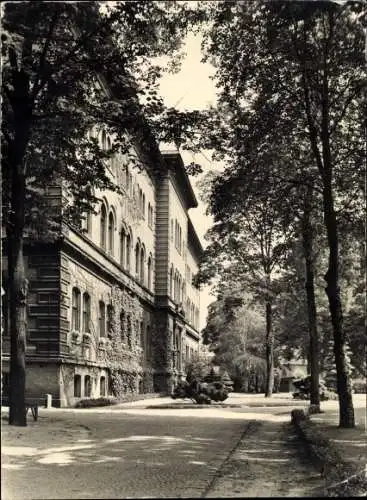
[292,376,333,401]
[171,376,229,404]
[352,380,367,393]
[75,397,118,408]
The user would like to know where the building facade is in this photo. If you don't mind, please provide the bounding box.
[2,141,203,407]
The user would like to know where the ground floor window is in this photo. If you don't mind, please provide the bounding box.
[74,375,81,397]
[100,376,106,397]
[84,375,91,397]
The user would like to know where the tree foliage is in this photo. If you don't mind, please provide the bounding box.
[1,0,203,425]
[193,0,365,427]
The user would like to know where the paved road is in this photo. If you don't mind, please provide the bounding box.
[3,395,364,499]
[3,409,250,499]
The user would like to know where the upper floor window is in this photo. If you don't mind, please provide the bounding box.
[174,219,182,254]
[126,315,132,348]
[126,233,131,271]
[148,203,153,229]
[99,300,106,337]
[169,266,174,297]
[135,243,140,277]
[107,304,114,338]
[140,245,145,284]
[108,211,114,255]
[120,309,125,341]
[147,255,152,290]
[120,228,126,267]
[142,193,146,218]
[170,219,174,242]
[72,287,81,331]
[82,292,91,333]
[100,204,107,250]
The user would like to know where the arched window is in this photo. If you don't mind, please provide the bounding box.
[100,204,107,250]
[126,233,131,270]
[74,375,81,397]
[72,287,81,331]
[108,211,114,255]
[142,193,146,218]
[120,227,126,267]
[82,292,91,333]
[84,375,92,397]
[135,243,140,276]
[99,301,106,337]
[147,255,152,290]
[100,376,106,397]
[107,304,114,338]
[120,309,125,341]
[169,266,173,297]
[140,245,145,284]
[148,203,152,227]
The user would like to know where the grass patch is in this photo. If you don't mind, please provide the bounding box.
[291,409,367,496]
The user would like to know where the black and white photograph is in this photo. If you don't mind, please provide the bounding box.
[1,0,366,498]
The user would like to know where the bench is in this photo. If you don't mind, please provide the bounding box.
[1,397,41,421]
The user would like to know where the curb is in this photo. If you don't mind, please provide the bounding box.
[291,409,367,496]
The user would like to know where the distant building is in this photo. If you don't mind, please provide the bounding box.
[2,140,203,406]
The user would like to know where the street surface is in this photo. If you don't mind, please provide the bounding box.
[2,394,365,499]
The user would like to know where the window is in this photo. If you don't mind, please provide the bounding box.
[82,292,91,333]
[140,321,144,347]
[140,245,145,284]
[126,233,131,270]
[123,165,128,187]
[169,266,173,297]
[108,211,114,255]
[84,211,92,235]
[74,375,81,397]
[120,310,125,341]
[142,193,145,218]
[120,228,126,267]
[72,287,81,331]
[107,304,114,338]
[135,243,140,276]
[100,204,107,250]
[126,315,132,347]
[99,301,106,337]
[146,325,151,359]
[147,255,152,290]
[101,130,107,150]
[148,203,153,228]
[100,376,106,397]
[84,375,92,397]
[170,219,174,242]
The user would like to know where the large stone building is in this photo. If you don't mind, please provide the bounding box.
[2,138,203,407]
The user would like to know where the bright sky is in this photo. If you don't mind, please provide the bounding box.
[158,33,221,331]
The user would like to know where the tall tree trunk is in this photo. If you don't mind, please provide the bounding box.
[323,183,355,428]
[6,69,32,426]
[301,186,320,410]
[265,300,274,397]
[8,166,28,426]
